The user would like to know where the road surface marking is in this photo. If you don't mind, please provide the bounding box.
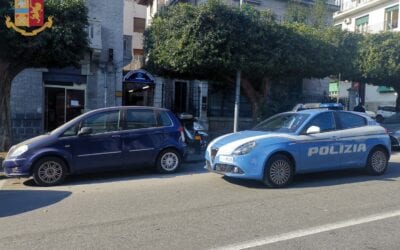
[215,209,400,250]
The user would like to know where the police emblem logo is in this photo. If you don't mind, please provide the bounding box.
[5,0,53,36]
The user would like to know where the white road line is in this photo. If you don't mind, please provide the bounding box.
[215,210,400,250]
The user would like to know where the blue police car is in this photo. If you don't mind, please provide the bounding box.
[205,109,391,187]
[3,106,187,186]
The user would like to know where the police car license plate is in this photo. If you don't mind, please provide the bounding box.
[220,155,233,164]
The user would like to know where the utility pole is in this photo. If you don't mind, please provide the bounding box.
[234,0,243,133]
[337,73,341,103]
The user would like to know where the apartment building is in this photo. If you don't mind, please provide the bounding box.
[10,0,124,143]
[332,0,397,111]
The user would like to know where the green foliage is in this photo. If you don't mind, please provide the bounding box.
[357,32,400,88]
[144,0,346,83]
[0,0,89,68]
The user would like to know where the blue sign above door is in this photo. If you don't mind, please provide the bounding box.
[123,69,155,84]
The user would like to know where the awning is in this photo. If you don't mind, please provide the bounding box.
[123,69,155,84]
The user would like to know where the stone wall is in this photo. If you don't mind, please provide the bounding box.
[10,69,44,144]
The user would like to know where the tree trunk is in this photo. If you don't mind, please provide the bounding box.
[0,61,24,151]
[241,78,262,121]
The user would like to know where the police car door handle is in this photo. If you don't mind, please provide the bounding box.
[331,136,338,141]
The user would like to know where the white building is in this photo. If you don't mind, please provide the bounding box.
[332,0,398,110]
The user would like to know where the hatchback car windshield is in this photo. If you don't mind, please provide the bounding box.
[252,113,309,133]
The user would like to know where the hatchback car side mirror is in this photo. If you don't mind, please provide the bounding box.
[78,127,93,136]
[306,126,320,135]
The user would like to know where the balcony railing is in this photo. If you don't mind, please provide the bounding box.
[339,0,376,12]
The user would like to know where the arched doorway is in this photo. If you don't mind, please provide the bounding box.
[123,69,155,106]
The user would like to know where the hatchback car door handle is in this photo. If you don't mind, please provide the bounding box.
[112,134,121,138]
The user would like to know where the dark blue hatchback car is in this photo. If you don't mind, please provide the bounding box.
[3,106,187,186]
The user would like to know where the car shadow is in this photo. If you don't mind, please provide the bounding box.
[222,161,400,189]
[0,190,71,217]
[22,162,208,187]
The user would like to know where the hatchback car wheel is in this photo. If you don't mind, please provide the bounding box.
[366,148,388,175]
[264,154,294,188]
[156,149,181,174]
[33,157,67,186]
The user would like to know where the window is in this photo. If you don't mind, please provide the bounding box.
[62,124,79,137]
[335,112,366,129]
[385,5,399,31]
[157,111,173,127]
[305,112,335,133]
[253,113,309,133]
[134,18,146,33]
[81,111,120,134]
[123,35,132,59]
[124,109,156,130]
[355,15,369,33]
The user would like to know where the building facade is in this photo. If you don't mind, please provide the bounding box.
[10,0,124,143]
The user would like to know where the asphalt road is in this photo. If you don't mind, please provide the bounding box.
[1,154,400,250]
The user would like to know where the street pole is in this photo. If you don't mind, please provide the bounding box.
[234,0,243,133]
[337,73,341,104]
[234,70,241,132]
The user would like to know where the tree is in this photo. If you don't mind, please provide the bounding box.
[357,32,400,111]
[0,0,89,150]
[144,1,351,119]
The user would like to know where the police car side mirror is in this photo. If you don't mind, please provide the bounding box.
[306,126,320,135]
[78,127,93,136]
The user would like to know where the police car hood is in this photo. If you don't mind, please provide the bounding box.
[210,130,295,154]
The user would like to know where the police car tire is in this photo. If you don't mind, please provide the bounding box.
[156,149,181,174]
[365,147,388,176]
[263,154,294,188]
[32,157,67,186]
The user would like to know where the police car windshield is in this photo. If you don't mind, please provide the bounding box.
[252,113,309,133]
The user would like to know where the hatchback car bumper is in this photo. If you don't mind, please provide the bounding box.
[2,158,32,177]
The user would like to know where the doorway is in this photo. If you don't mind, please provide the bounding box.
[123,82,154,106]
[45,87,85,131]
[174,81,187,113]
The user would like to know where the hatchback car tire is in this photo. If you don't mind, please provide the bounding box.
[263,154,294,188]
[32,157,67,186]
[156,149,181,174]
[365,147,388,175]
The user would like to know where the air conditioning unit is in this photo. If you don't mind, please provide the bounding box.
[344,18,352,24]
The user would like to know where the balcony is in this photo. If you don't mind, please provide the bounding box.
[87,19,102,61]
[298,0,341,10]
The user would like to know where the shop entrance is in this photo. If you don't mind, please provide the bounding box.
[123,82,154,106]
[45,87,85,131]
[123,70,155,106]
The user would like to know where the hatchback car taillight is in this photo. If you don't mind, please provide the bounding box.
[179,126,185,143]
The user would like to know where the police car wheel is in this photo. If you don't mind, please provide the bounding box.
[32,157,67,186]
[264,154,294,188]
[156,149,181,174]
[366,148,388,175]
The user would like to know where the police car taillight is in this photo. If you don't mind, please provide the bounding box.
[179,126,185,143]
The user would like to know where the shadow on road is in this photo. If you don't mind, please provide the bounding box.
[223,161,400,189]
[21,161,208,187]
[0,190,71,217]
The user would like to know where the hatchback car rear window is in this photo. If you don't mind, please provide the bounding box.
[157,111,173,127]
[125,109,157,129]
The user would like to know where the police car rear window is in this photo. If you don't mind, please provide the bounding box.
[335,112,366,129]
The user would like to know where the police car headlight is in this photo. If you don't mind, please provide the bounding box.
[8,145,28,158]
[233,141,256,155]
